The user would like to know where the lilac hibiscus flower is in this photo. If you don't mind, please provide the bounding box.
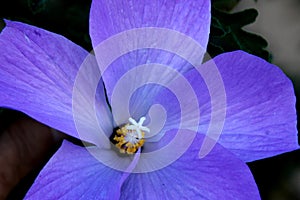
[0,0,298,199]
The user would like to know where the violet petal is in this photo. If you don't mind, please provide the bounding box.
[0,20,112,144]
[90,0,210,52]
[25,140,124,200]
[155,50,298,162]
[213,51,298,161]
[89,0,211,124]
[121,131,261,199]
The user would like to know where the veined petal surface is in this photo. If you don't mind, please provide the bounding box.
[0,20,112,144]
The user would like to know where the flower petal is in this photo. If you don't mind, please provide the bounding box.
[167,50,298,162]
[0,20,112,144]
[25,140,123,199]
[90,0,210,51]
[121,131,261,199]
[89,0,211,124]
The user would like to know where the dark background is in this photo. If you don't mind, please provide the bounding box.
[0,0,299,199]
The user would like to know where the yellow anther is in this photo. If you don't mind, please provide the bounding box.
[113,117,149,154]
[113,124,145,154]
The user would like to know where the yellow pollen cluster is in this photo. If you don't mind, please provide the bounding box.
[113,124,145,154]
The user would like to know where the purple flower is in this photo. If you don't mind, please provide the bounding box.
[0,0,298,199]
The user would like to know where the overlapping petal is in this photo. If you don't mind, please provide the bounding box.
[155,50,298,162]
[25,141,124,200]
[121,132,261,199]
[25,132,261,199]
[0,20,112,144]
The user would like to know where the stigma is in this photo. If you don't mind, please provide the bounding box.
[113,117,150,154]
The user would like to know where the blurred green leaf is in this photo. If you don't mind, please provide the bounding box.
[208,8,272,62]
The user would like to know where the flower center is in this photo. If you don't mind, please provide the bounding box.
[113,117,150,154]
